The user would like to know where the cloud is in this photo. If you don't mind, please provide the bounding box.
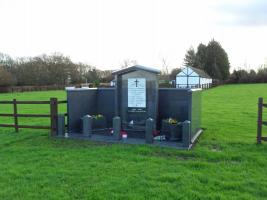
[214,0,267,26]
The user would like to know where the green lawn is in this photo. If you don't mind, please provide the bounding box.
[1,84,267,199]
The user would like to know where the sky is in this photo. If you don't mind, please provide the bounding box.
[0,0,267,71]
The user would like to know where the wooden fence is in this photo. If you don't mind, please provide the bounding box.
[0,83,113,93]
[0,85,66,93]
[0,98,67,136]
[257,97,267,143]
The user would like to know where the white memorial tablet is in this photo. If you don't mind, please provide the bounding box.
[128,78,146,108]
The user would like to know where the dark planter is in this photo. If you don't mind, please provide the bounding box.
[161,120,182,141]
[92,116,107,129]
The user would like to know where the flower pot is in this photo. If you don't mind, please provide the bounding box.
[161,120,182,141]
[92,116,107,129]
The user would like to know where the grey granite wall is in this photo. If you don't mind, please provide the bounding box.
[67,88,115,133]
[158,88,202,139]
[67,88,201,139]
[67,89,97,133]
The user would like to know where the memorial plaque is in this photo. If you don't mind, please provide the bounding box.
[128,78,146,108]
[112,65,160,137]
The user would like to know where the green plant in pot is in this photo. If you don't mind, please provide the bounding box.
[91,114,107,129]
[161,118,182,141]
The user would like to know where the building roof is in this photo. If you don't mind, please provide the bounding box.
[180,66,211,79]
[191,67,211,78]
[112,65,160,75]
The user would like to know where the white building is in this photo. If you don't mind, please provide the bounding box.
[110,80,116,87]
[176,66,212,89]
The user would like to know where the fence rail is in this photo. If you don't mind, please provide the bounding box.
[176,83,212,89]
[0,98,67,136]
[257,97,267,143]
[0,100,67,104]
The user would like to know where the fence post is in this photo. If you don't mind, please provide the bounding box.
[13,99,19,133]
[182,120,191,148]
[57,114,65,136]
[257,97,263,144]
[50,98,58,136]
[82,115,92,137]
[145,118,154,144]
[113,116,121,140]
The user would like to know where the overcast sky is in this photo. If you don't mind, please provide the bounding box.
[0,0,266,71]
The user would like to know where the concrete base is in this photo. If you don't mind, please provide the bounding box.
[57,129,203,150]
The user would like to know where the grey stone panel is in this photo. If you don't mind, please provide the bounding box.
[67,89,97,133]
[189,90,202,140]
[158,88,202,141]
[158,88,190,127]
[97,88,115,127]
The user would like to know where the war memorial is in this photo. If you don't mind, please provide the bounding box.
[60,65,203,149]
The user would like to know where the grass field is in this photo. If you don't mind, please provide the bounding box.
[1,84,267,199]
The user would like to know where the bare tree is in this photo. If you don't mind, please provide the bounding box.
[169,68,181,80]
[0,65,15,86]
[161,58,169,75]
[121,59,138,69]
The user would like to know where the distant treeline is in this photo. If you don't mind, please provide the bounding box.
[182,39,267,85]
[227,67,267,84]
[1,50,267,88]
[0,52,113,87]
[183,39,230,81]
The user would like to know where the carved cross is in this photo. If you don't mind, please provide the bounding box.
[134,79,139,87]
